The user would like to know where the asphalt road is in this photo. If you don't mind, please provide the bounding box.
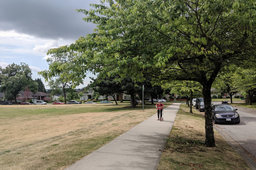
[214,105,256,169]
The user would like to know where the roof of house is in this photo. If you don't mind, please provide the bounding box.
[34,92,47,97]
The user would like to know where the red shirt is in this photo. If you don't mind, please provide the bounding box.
[156,103,164,110]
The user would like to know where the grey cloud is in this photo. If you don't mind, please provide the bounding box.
[0,0,99,40]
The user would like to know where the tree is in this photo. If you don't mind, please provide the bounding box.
[233,67,256,105]
[66,88,79,101]
[91,74,123,105]
[213,66,238,104]
[35,78,46,92]
[0,63,37,103]
[47,0,256,147]
[164,81,202,113]
[40,46,87,104]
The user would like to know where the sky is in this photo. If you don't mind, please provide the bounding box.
[0,0,99,88]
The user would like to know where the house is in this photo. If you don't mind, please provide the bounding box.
[16,91,51,103]
[80,88,94,101]
[16,90,34,102]
[52,95,61,101]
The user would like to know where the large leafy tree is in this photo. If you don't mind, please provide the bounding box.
[0,63,37,103]
[91,74,123,105]
[40,46,87,104]
[233,67,256,105]
[164,81,202,113]
[47,0,256,147]
[213,66,238,104]
[35,78,46,93]
[116,0,256,147]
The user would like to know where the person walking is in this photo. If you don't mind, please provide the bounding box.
[156,100,164,121]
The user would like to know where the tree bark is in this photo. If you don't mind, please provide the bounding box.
[189,90,193,114]
[248,91,253,105]
[63,85,67,104]
[229,93,233,104]
[130,93,137,108]
[15,94,17,104]
[202,84,215,147]
[112,95,118,105]
[151,94,154,105]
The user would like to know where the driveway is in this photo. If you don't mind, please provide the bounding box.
[214,106,256,169]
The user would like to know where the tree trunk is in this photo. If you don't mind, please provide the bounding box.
[15,95,17,104]
[249,91,253,105]
[189,90,193,114]
[202,85,215,147]
[229,93,233,104]
[112,95,118,105]
[120,93,124,103]
[151,94,154,105]
[63,86,67,104]
[130,93,136,108]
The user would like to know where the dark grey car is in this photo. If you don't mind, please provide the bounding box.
[67,100,81,104]
[195,98,204,112]
[212,104,240,124]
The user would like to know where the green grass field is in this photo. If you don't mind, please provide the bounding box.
[0,102,158,118]
[212,98,245,103]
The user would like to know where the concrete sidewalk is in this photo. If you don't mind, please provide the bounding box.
[66,103,181,170]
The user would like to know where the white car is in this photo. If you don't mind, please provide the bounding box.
[34,100,47,105]
[158,99,166,102]
[192,98,197,107]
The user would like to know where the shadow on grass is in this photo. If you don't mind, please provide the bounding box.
[165,135,205,153]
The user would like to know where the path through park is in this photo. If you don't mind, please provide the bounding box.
[66,103,181,170]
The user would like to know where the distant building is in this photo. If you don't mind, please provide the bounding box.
[52,95,61,101]
[16,91,51,102]
[80,88,94,101]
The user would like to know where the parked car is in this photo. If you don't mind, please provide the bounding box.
[34,100,47,105]
[192,98,197,107]
[20,102,30,105]
[212,104,240,124]
[100,100,113,104]
[67,100,81,104]
[0,101,12,105]
[148,99,158,102]
[195,98,204,111]
[158,99,166,102]
[199,101,205,112]
[52,101,64,105]
[222,101,228,104]
[85,101,96,104]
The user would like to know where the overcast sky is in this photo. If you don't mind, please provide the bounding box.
[0,0,99,88]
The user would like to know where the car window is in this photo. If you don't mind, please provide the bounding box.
[215,105,233,111]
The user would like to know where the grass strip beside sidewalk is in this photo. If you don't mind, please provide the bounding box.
[158,104,249,170]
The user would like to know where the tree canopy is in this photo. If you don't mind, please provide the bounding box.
[45,0,256,147]
[0,63,37,103]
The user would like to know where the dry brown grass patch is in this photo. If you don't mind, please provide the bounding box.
[0,104,156,170]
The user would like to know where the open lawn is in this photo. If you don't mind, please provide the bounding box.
[158,104,249,170]
[212,98,245,103]
[232,103,256,110]
[0,103,157,170]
